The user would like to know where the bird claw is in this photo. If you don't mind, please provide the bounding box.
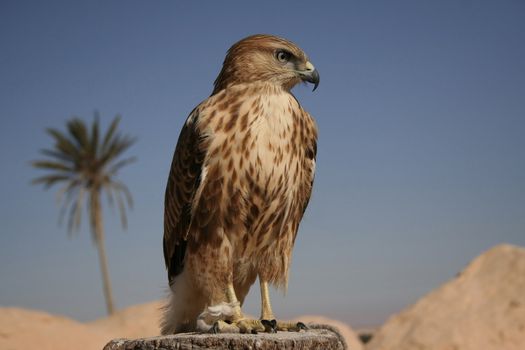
[296,322,308,331]
[271,320,309,332]
[261,319,277,333]
[209,321,220,334]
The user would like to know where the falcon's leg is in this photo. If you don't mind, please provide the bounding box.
[210,283,271,334]
[260,279,274,320]
[259,280,308,332]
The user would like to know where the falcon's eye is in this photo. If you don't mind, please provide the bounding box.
[276,50,292,63]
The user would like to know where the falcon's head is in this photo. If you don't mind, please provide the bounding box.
[213,34,319,94]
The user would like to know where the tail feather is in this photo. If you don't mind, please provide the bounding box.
[160,269,204,334]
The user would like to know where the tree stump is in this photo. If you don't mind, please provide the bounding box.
[103,325,347,350]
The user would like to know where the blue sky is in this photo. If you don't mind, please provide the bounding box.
[1,0,524,327]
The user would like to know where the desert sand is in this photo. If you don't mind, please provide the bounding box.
[0,301,363,350]
[0,307,112,350]
[367,244,525,350]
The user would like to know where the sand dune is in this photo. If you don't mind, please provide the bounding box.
[367,244,525,350]
[88,300,163,339]
[0,307,112,350]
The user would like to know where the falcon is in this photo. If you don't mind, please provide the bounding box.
[161,34,319,334]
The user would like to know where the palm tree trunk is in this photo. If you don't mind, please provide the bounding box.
[91,190,116,315]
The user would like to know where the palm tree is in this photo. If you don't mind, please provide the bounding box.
[32,112,136,315]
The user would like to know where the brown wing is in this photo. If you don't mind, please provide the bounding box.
[163,110,204,284]
[301,136,317,215]
[299,108,317,215]
[292,109,318,243]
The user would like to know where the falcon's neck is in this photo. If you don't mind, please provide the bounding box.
[212,67,297,95]
[211,81,290,99]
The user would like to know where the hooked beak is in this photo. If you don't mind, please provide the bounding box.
[299,61,320,91]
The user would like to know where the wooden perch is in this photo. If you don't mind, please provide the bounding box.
[103,324,348,350]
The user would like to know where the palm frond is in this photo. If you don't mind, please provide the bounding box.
[57,182,80,234]
[67,118,90,152]
[101,115,121,153]
[67,187,84,234]
[100,134,137,166]
[91,111,100,157]
[107,156,137,175]
[96,114,136,167]
[39,149,74,163]
[115,190,128,229]
[110,180,133,208]
[32,160,73,172]
[105,185,115,208]
[73,187,85,233]
[103,180,133,230]
[54,179,82,236]
[32,174,72,189]
[46,128,80,159]
[114,135,137,157]
[56,178,81,205]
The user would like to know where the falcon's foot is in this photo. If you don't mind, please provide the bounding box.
[279,320,308,331]
[261,319,309,332]
[197,302,271,334]
[210,318,275,334]
[209,318,308,333]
